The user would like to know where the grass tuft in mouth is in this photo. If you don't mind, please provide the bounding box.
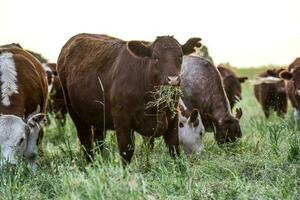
[146,85,182,118]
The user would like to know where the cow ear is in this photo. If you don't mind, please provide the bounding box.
[26,113,46,128]
[238,76,248,83]
[182,38,202,55]
[267,69,278,77]
[189,109,199,123]
[235,107,243,119]
[279,70,293,80]
[127,41,151,58]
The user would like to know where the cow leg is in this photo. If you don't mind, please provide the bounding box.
[62,88,94,161]
[277,98,287,118]
[75,123,93,161]
[263,106,270,118]
[163,116,180,158]
[115,122,135,165]
[93,127,106,152]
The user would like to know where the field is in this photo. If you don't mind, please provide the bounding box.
[0,67,299,200]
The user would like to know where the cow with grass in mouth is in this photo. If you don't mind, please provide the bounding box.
[57,33,201,164]
[0,46,47,171]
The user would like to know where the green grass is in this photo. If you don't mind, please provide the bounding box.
[1,67,300,200]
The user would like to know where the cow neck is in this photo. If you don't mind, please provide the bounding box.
[208,83,232,121]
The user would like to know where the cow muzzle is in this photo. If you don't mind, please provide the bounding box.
[167,76,180,86]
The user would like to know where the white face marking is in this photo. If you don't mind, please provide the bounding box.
[0,52,19,106]
[0,115,27,167]
[42,63,54,93]
[178,100,205,155]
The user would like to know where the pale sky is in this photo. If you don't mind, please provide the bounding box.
[0,0,299,67]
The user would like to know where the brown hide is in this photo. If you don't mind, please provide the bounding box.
[57,33,200,163]
[280,59,300,112]
[0,47,48,117]
[254,68,287,118]
[217,66,247,110]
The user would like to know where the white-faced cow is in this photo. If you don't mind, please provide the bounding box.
[0,47,47,171]
[57,33,201,164]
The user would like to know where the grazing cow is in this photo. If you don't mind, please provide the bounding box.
[0,47,47,170]
[57,33,201,163]
[42,63,67,123]
[254,68,287,118]
[178,99,205,154]
[217,65,248,110]
[181,56,242,144]
[279,58,300,121]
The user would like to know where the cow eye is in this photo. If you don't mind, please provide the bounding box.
[153,55,159,62]
[18,138,25,145]
[179,122,184,128]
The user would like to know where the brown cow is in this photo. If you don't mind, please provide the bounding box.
[181,56,242,144]
[57,33,201,163]
[254,68,287,118]
[279,58,300,121]
[0,47,47,171]
[217,65,248,110]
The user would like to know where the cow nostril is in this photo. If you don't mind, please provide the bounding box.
[25,153,37,160]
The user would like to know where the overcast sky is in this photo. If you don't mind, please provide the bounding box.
[0,0,299,67]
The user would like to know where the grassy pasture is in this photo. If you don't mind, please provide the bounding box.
[0,67,299,200]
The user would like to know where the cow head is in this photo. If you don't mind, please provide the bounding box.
[223,75,248,108]
[178,99,205,154]
[42,63,57,93]
[127,36,202,86]
[208,108,243,144]
[0,112,45,171]
[280,67,300,96]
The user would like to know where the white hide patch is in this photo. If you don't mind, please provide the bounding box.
[249,76,282,85]
[42,63,51,72]
[0,52,19,106]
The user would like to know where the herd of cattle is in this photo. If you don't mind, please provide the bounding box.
[0,34,299,170]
